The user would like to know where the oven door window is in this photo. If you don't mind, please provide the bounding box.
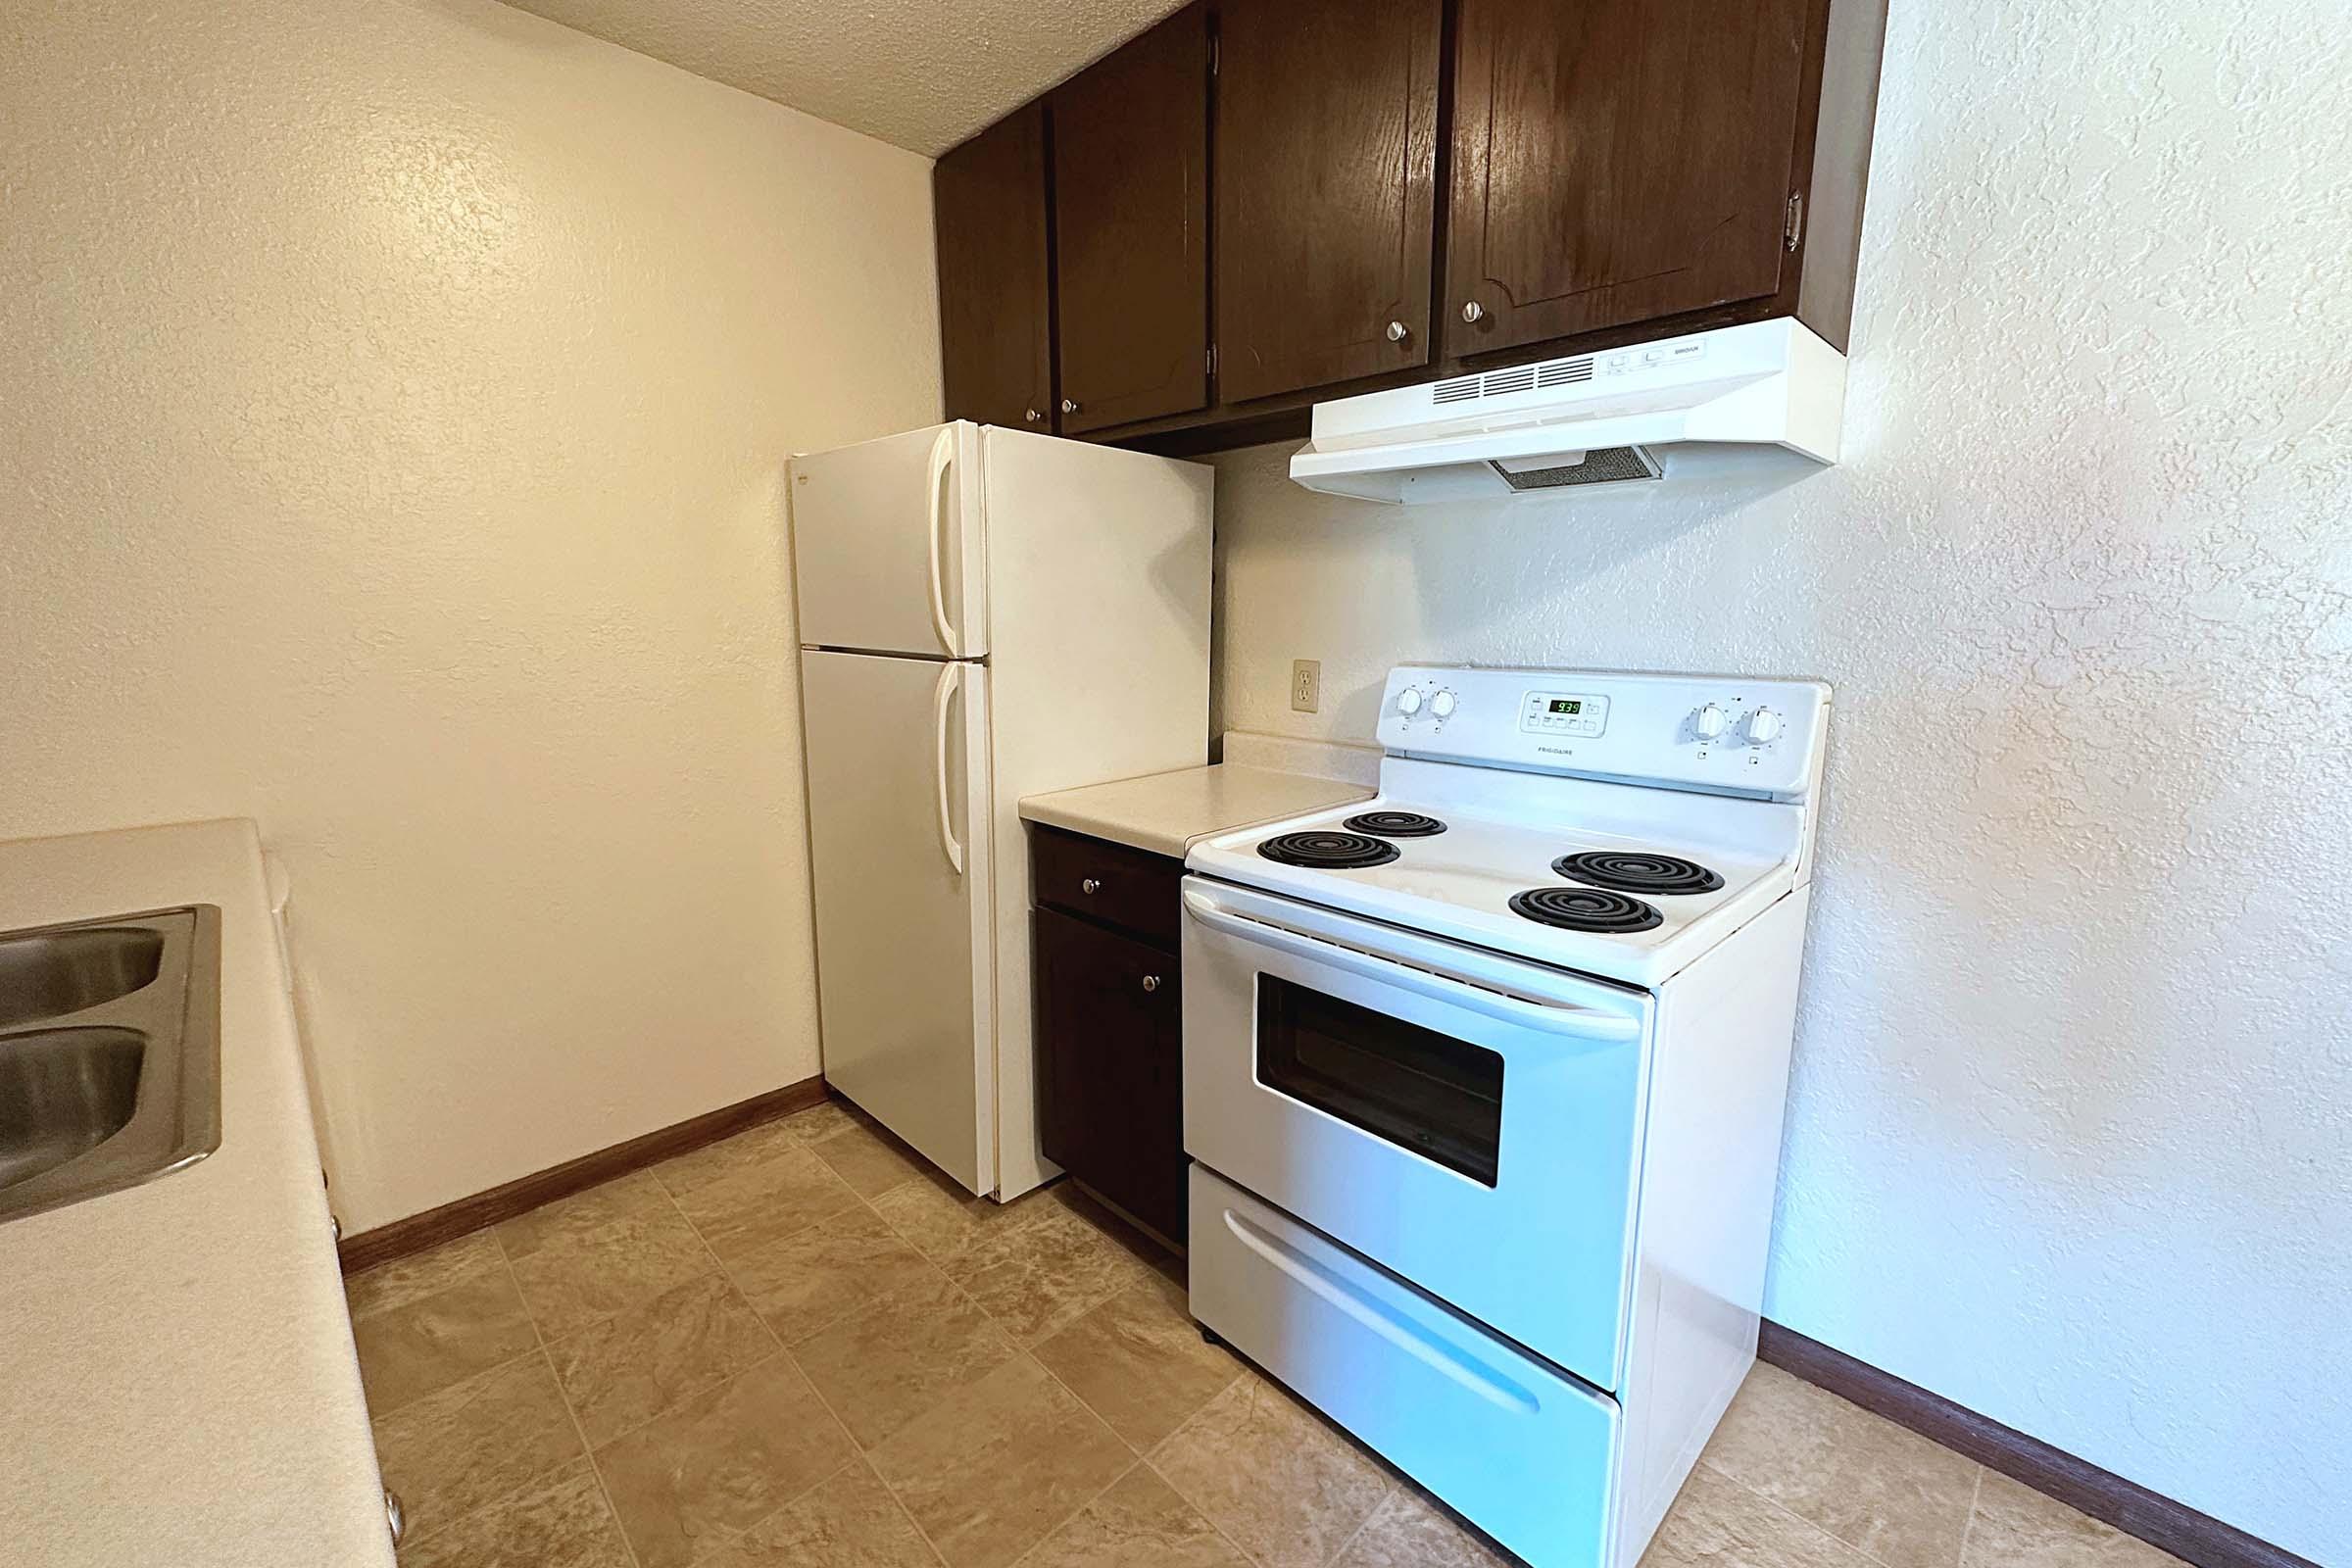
[1255,975,1503,1187]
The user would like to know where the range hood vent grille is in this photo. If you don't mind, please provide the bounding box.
[1432,354,1596,407]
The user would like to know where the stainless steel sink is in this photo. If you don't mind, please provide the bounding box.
[0,1027,149,1189]
[0,926,165,1029]
[0,907,220,1224]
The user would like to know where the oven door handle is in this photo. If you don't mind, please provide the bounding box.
[1182,889,1642,1044]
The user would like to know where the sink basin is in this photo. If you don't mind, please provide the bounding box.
[0,907,220,1225]
[0,927,165,1029]
[0,1027,148,1189]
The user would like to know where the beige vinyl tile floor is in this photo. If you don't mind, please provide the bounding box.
[348,1098,2186,1568]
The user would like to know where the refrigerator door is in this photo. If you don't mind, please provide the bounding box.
[800,648,995,1193]
[789,422,988,659]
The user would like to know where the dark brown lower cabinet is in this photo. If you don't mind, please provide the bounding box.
[1032,904,1185,1245]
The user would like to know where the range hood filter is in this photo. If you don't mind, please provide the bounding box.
[1493,447,1662,491]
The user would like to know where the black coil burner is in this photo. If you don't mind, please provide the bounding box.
[1256,831,1401,870]
[1508,886,1664,933]
[1551,851,1723,897]
[1344,810,1447,838]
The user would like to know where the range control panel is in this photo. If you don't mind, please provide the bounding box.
[1378,665,1830,797]
[1520,690,1610,738]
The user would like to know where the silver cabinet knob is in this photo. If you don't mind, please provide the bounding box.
[1024,408,1043,423]
[330,1212,341,1243]
[385,1491,406,1545]
[1141,974,1161,993]
[1386,320,1409,343]
[1060,398,1080,415]
[1080,877,1101,895]
[1460,301,1485,323]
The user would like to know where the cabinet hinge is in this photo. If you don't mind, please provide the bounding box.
[1206,343,1218,378]
[1784,191,1805,253]
[1210,33,1219,75]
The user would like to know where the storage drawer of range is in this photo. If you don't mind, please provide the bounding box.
[1188,1164,1620,1568]
[1028,824,1183,948]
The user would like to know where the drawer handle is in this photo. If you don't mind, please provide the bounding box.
[1141,974,1161,993]
[385,1490,406,1544]
[1080,877,1102,895]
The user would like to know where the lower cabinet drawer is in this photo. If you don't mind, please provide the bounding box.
[1188,1163,1620,1568]
[1030,824,1184,948]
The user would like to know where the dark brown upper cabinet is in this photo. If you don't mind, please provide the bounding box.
[929,0,1885,452]
[1051,6,1211,434]
[1445,0,1815,361]
[1214,0,1443,405]
[934,103,1054,430]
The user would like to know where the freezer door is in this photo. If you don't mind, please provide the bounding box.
[789,422,988,659]
[800,649,995,1193]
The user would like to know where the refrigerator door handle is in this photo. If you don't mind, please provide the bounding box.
[924,426,956,656]
[932,661,965,875]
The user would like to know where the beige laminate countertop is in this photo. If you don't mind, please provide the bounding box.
[1019,763,1375,859]
[0,819,393,1568]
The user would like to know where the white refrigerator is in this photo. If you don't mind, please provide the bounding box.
[789,421,1212,1201]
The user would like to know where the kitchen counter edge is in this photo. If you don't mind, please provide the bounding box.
[0,817,394,1568]
[1019,761,1376,861]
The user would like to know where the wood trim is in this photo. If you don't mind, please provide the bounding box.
[1758,1322,2320,1568]
[335,1074,832,1274]
[1792,0,1888,351]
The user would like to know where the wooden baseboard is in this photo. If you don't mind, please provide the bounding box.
[336,1074,831,1274]
[1757,1322,2317,1568]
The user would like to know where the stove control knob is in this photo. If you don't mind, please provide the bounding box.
[1692,704,1729,741]
[1395,688,1424,716]
[1743,708,1785,746]
[1430,691,1456,718]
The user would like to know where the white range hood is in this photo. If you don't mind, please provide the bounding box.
[1289,317,1846,505]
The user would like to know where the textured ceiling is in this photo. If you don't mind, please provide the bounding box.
[496,0,1191,155]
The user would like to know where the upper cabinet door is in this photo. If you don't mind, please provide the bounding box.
[1052,6,1210,433]
[1446,0,1812,359]
[935,104,1053,430]
[1215,0,1442,405]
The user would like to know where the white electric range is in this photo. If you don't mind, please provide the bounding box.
[1181,664,1831,1568]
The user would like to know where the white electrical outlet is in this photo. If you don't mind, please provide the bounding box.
[1291,659,1321,713]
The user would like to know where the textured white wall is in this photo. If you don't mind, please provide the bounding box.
[1209,0,2351,1557]
[0,0,941,1231]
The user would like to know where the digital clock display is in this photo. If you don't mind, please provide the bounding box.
[1547,699,1584,714]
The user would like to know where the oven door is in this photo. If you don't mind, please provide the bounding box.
[1181,875,1653,1392]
